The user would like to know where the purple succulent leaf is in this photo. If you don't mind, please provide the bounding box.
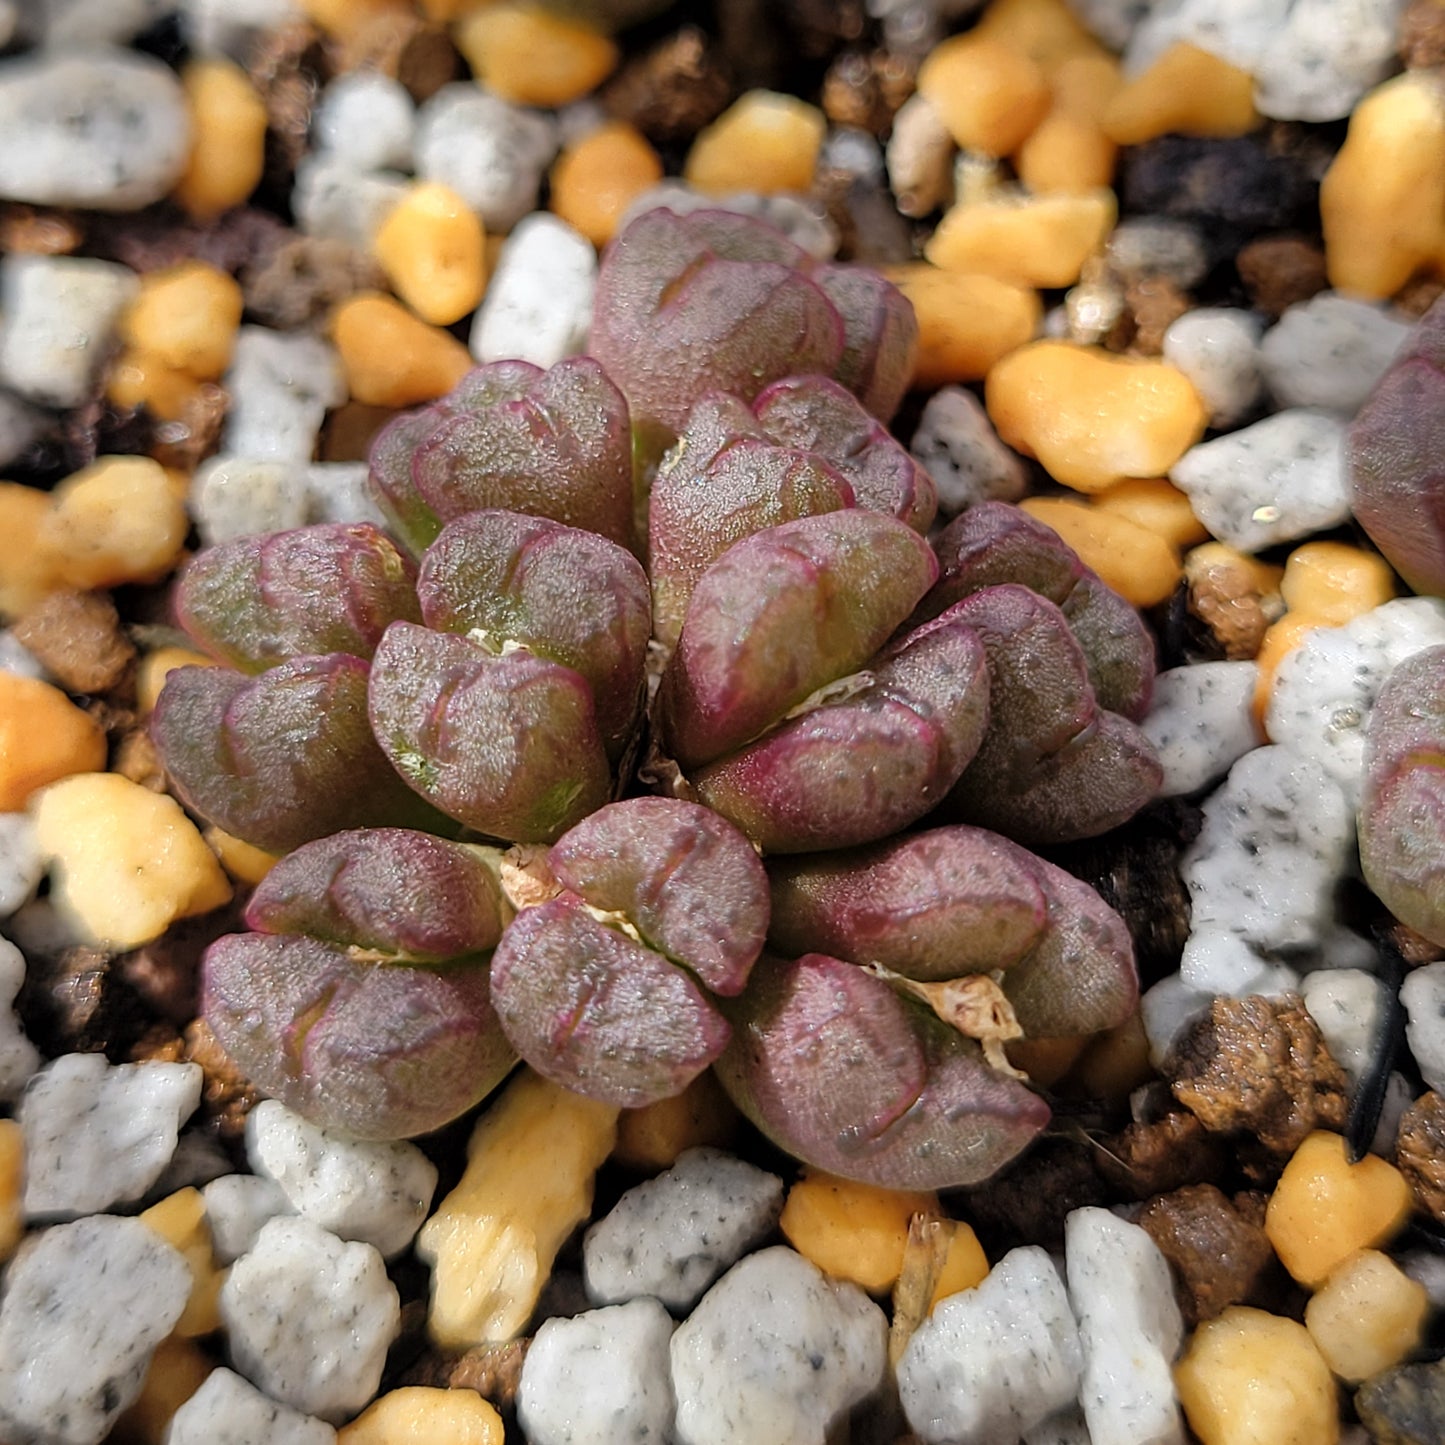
[151,655,443,853]
[1348,297,1445,598]
[174,523,421,673]
[657,509,939,771]
[244,828,509,961]
[489,893,731,1108]
[417,510,650,758]
[649,393,856,650]
[368,622,612,844]
[941,586,1162,844]
[688,608,990,853]
[368,358,636,555]
[203,933,515,1139]
[590,207,845,435]
[548,798,768,996]
[806,263,919,424]
[752,374,936,534]
[766,825,1049,982]
[714,952,1050,1190]
[1359,644,1445,945]
[918,501,1156,720]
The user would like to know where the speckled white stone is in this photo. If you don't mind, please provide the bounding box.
[1267,598,1445,806]
[1142,661,1262,798]
[191,456,310,547]
[1107,218,1210,289]
[415,84,558,233]
[202,1172,294,1264]
[1302,969,1385,1086]
[671,1246,886,1445]
[180,0,303,59]
[583,1147,785,1313]
[312,73,416,174]
[898,1245,1083,1445]
[1170,409,1350,552]
[305,462,388,528]
[1065,1208,1184,1445]
[518,1298,676,1445]
[0,1215,189,1445]
[0,389,44,469]
[0,821,43,920]
[0,254,138,409]
[910,386,1028,515]
[220,327,347,464]
[0,49,191,209]
[1178,928,1301,1001]
[290,153,408,251]
[1182,744,1355,955]
[20,1054,201,1221]
[246,1099,437,1259]
[1260,293,1412,415]
[166,1367,337,1445]
[220,1216,400,1424]
[1162,307,1265,430]
[1141,975,1215,1066]
[0,937,37,1103]
[1402,963,1445,1096]
[469,212,595,369]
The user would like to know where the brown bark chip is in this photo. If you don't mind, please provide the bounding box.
[962,1139,1111,1252]
[1401,0,1445,68]
[1136,1183,1277,1327]
[1186,551,1277,661]
[601,27,734,145]
[11,589,135,696]
[1165,994,1347,1155]
[1235,235,1329,319]
[183,1016,262,1140]
[0,204,84,256]
[822,48,916,135]
[1397,1090,1445,1225]
[400,1341,529,1410]
[150,383,228,475]
[244,236,387,331]
[1097,1109,1229,1200]
[332,12,460,101]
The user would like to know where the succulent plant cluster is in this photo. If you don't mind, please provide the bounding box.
[154,207,1163,1189]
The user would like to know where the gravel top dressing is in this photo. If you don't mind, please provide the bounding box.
[0,0,1443,1441]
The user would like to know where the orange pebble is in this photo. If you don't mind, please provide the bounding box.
[551,122,664,247]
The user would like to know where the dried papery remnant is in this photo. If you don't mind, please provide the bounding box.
[367,357,636,556]
[1359,644,1445,945]
[489,798,769,1107]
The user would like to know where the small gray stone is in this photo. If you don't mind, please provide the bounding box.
[1260,293,1412,415]
[619,182,839,260]
[20,1053,202,1220]
[518,1298,676,1445]
[1402,963,1445,1096]
[1170,408,1350,552]
[202,1172,294,1264]
[0,254,138,409]
[290,153,408,251]
[0,631,48,683]
[1106,218,1210,289]
[415,84,558,233]
[179,0,302,60]
[0,48,190,209]
[145,1129,233,1200]
[909,386,1028,515]
[312,72,415,174]
[220,327,347,464]
[583,1147,784,1313]
[246,1099,438,1259]
[0,937,37,1101]
[1161,307,1265,430]
[671,1246,886,1445]
[0,811,43,913]
[304,462,388,528]
[1142,661,1262,798]
[898,1245,1083,1445]
[220,1216,400,1424]
[1302,969,1385,1086]
[1024,1408,1095,1445]
[166,1368,336,1445]
[191,456,310,547]
[0,1216,189,1445]
[1356,1360,1445,1445]
[34,0,175,45]
[0,390,45,470]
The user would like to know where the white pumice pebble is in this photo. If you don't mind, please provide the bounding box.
[887,92,955,218]
[192,456,311,546]
[1182,744,1355,955]
[1178,927,1301,1001]
[202,1172,295,1264]
[34,0,175,46]
[670,1246,886,1445]
[0,254,139,410]
[179,0,304,59]
[246,1099,438,1260]
[583,1146,785,1312]
[290,153,409,251]
[415,84,559,233]
[1259,293,1412,415]
[1064,1208,1185,1445]
[1170,408,1350,552]
[221,327,347,465]
[0,389,44,469]
[0,1215,190,1445]
[1142,660,1262,797]
[1267,597,1445,805]
[910,385,1028,514]
[312,72,416,174]
[1106,217,1210,289]
[820,126,887,186]
[898,1245,1083,1445]
[0,817,44,916]
[1402,962,1445,1096]
[518,1297,676,1445]
[168,1367,337,1445]
[220,1216,400,1424]
[20,1053,201,1221]
[1301,969,1386,1086]
[0,938,37,1102]
[1161,307,1266,430]
[0,48,191,209]
[1141,974,1215,1066]
[0,631,48,683]
[469,212,596,369]
[304,462,390,528]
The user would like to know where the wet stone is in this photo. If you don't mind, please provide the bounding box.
[1356,1360,1445,1445]
[1097,1109,1229,1202]
[1396,1090,1445,1226]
